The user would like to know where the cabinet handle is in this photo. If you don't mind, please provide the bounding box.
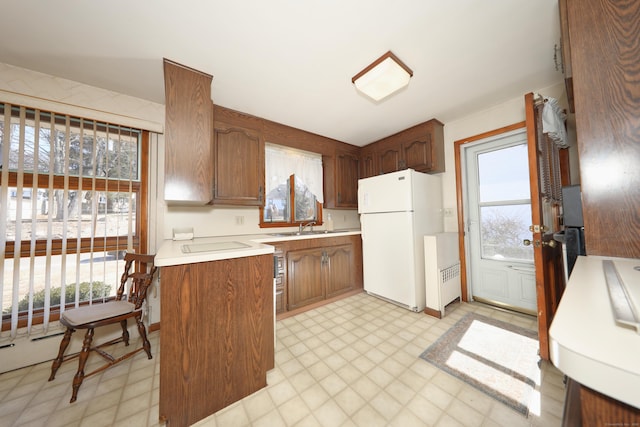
[258,186,264,203]
[337,192,341,203]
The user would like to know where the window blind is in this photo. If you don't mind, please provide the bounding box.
[0,103,141,340]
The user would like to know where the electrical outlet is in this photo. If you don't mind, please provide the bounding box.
[235,216,244,225]
[444,208,454,217]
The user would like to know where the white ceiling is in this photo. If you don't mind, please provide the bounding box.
[0,0,562,147]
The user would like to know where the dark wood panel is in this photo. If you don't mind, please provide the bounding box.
[579,381,640,427]
[325,244,354,298]
[379,148,403,174]
[287,248,325,309]
[163,59,213,204]
[213,121,265,205]
[335,151,359,207]
[568,0,640,258]
[359,150,376,179]
[159,254,274,427]
[267,235,364,312]
[362,119,445,175]
[403,138,432,172]
[214,104,347,157]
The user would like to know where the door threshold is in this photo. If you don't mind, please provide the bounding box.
[471,296,537,317]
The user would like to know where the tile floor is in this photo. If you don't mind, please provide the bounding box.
[0,293,565,426]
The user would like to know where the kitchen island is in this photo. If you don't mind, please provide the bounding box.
[549,255,640,425]
[156,236,275,427]
[155,230,360,426]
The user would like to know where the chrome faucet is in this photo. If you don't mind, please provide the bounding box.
[299,221,316,234]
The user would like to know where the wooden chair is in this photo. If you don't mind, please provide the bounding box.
[48,252,157,403]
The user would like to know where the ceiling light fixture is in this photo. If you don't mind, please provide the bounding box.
[351,51,413,101]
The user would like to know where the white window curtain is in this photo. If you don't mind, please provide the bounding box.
[265,143,324,203]
[0,103,140,340]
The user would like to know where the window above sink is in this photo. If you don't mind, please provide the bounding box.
[260,144,324,229]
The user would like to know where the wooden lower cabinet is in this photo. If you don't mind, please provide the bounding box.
[325,244,356,298]
[269,235,363,313]
[562,377,640,427]
[288,247,326,309]
[159,254,274,427]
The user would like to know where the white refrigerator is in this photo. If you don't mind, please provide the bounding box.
[358,169,443,312]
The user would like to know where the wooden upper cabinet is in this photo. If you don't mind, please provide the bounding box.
[213,121,265,206]
[163,59,214,205]
[567,0,640,258]
[323,149,359,209]
[335,151,359,208]
[403,138,432,172]
[361,118,445,177]
[359,150,376,179]
[379,147,403,174]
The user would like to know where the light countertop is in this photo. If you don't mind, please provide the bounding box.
[549,255,640,409]
[155,230,361,267]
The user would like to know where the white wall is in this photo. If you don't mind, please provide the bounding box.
[439,82,576,232]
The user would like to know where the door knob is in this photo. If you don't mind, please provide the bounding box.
[542,240,557,248]
[523,239,532,246]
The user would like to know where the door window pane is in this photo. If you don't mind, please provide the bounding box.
[480,204,533,262]
[478,144,530,202]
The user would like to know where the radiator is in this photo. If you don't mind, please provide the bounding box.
[424,233,461,317]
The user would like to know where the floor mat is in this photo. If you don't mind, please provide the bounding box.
[419,312,540,416]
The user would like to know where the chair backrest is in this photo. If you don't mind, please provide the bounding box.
[116,253,157,309]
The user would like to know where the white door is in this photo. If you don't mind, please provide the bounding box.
[463,129,537,314]
[361,211,420,310]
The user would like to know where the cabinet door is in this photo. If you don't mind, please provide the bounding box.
[324,244,354,298]
[213,122,265,206]
[287,248,325,309]
[402,139,432,173]
[163,59,213,204]
[335,152,359,208]
[379,147,404,174]
[359,151,376,179]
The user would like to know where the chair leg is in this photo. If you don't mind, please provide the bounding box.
[49,328,74,381]
[70,328,94,403]
[120,319,130,346]
[136,317,152,360]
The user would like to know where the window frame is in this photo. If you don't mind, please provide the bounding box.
[0,105,149,332]
[259,174,323,228]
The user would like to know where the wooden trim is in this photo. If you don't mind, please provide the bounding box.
[139,131,149,254]
[423,306,442,319]
[525,92,551,360]
[163,58,212,79]
[259,175,324,228]
[5,236,140,259]
[351,51,414,83]
[453,121,526,303]
[0,172,141,192]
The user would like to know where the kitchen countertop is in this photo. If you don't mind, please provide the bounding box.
[549,255,640,409]
[155,229,361,267]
